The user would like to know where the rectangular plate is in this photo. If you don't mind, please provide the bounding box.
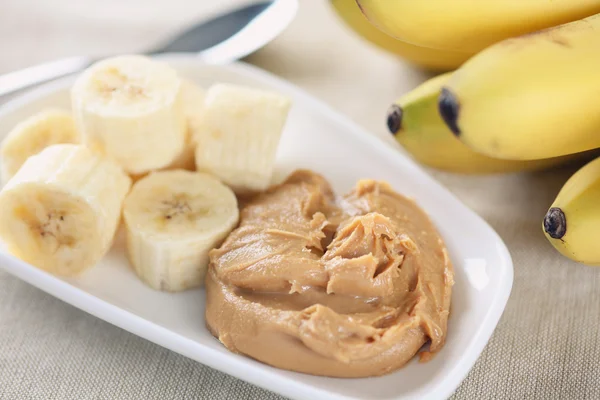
[0,56,513,400]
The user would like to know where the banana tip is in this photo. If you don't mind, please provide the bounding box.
[544,207,567,239]
[386,104,402,135]
[438,88,461,136]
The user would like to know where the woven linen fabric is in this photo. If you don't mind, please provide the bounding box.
[2,1,600,399]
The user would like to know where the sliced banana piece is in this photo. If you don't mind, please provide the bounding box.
[123,169,239,292]
[164,79,206,171]
[194,83,291,194]
[71,55,186,175]
[0,144,131,275]
[1,109,79,184]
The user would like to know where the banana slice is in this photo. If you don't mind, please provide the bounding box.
[123,169,238,292]
[71,55,186,175]
[194,83,291,193]
[0,144,131,275]
[1,109,79,184]
[165,79,206,171]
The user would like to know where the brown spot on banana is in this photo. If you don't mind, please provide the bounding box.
[161,195,192,220]
[550,37,570,47]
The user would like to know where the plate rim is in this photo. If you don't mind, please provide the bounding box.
[0,55,514,400]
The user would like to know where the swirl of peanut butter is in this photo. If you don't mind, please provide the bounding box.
[205,170,453,378]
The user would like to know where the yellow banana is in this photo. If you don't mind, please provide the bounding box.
[543,156,600,265]
[389,73,587,174]
[329,0,471,71]
[356,0,600,53]
[438,14,600,160]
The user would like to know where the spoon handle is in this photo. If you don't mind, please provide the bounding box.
[0,56,93,98]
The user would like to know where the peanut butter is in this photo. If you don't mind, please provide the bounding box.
[205,170,454,377]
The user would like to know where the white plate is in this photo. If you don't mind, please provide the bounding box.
[0,55,513,400]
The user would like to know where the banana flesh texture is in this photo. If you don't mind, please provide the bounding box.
[0,58,291,282]
[194,83,291,194]
[356,0,600,53]
[329,0,471,71]
[123,170,239,292]
[1,109,80,184]
[441,14,600,160]
[0,144,131,275]
[543,156,600,265]
[390,73,587,174]
[71,55,186,175]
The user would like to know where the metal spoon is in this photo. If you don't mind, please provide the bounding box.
[0,0,298,97]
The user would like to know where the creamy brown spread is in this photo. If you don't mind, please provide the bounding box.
[205,170,454,377]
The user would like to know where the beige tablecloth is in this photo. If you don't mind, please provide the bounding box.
[1,1,599,399]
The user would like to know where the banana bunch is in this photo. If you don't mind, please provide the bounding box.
[439,15,600,161]
[329,0,470,71]
[338,3,600,265]
[331,0,600,70]
[0,55,291,289]
[386,72,586,174]
[354,0,600,54]
[543,157,600,265]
